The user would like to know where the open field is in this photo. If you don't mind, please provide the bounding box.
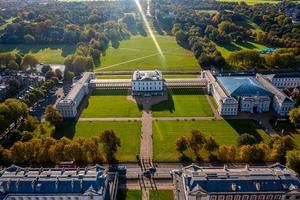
[152,88,213,117]
[96,35,199,71]
[153,119,270,161]
[117,190,142,200]
[96,74,199,79]
[54,121,141,161]
[0,44,75,64]
[150,190,174,200]
[215,41,267,58]
[81,89,142,118]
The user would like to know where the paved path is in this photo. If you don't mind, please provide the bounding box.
[140,106,153,161]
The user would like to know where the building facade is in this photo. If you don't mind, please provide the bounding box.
[131,70,164,96]
[56,72,95,118]
[205,71,294,117]
[264,73,300,89]
[0,165,115,200]
[172,163,300,200]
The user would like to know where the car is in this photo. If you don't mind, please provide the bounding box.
[117,165,127,175]
[143,170,151,178]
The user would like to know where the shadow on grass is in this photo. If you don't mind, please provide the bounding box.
[0,44,76,57]
[237,41,257,49]
[53,120,76,139]
[224,119,264,142]
[218,43,242,51]
[151,88,205,113]
[91,88,143,110]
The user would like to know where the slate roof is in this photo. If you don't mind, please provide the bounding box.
[217,76,274,97]
[180,163,300,194]
[0,165,108,198]
[132,70,162,81]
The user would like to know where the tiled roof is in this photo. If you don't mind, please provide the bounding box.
[181,164,300,194]
[217,76,273,97]
[0,165,108,197]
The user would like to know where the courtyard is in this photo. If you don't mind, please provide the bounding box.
[54,121,141,162]
[151,88,214,117]
[153,119,270,161]
[80,89,142,118]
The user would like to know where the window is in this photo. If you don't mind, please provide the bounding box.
[226,196,233,200]
[211,196,217,200]
[258,195,265,200]
[218,196,225,200]
[242,195,249,200]
[266,195,273,200]
[274,195,281,200]
[234,196,241,200]
[250,195,257,200]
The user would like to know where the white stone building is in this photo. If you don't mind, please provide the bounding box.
[264,73,300,89]
[132,70,164,96]
[205,71,294,117]
[0,165,115,200]
[172,163,300,200]
[56,72,95,118]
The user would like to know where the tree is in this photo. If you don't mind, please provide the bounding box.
[100,130,121,163]
[237,133,258,146]
[218,145,236,162]
[271,136,295,162]
[286,150,300,174]
[45,70,57,80]
[41,65,52,75]
[189,130,206,156]
[176,136,189,155]
[289,107,300,127]
[204,136,219,153]
[44,105,63,127]
[21,54,39,69]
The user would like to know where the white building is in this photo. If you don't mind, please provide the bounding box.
[205,71,294,116]
[132,70,164,96]
[56,72,95,118]
[264,73,300,89]
[172,163,300,200]
[0,165,115,200]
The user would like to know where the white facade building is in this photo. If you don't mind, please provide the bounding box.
[56,72,95,118]
[205,71,294,117]
[172,163,300,200]
[132,70,164,96]
[0,165,115,200]
[264,73,300,89]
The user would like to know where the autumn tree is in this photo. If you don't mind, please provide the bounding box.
[176,136,189,155]
[100,130,121,163]
[286,150,300,174]
[189,130,206,157]
[44,105,63,127]
[21,54,39,69]
[218,145,236,162]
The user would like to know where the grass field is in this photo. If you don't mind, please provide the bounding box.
[96,35,199,71]
[117,190,142,200]
[81,89,142,118]
[0,44,75,64]
[54,121,141,161]
[152,88,213,117]
[153,119,270,161]
[96,75,199,79]
[150,190,174,200]
[215,41,267,58]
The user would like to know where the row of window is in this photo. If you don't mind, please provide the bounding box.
[133,82,162,86]
[210,194,282,200]
[133,87,162,91]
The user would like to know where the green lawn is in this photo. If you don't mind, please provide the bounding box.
[152,88,213,117]
[81,89,142,118]
[117,190,142,200]
[96,74,199,79]
[0,44,75,64]
[215,41,267,58]
[150,190,173,200]
[96,35,199,71]
[54,121,141,161]
[153,119,270,161]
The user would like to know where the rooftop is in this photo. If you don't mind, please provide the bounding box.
[0,164,108,196]
[177,163,300,194]
[217,76,273,97]
[132,70,162,81]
